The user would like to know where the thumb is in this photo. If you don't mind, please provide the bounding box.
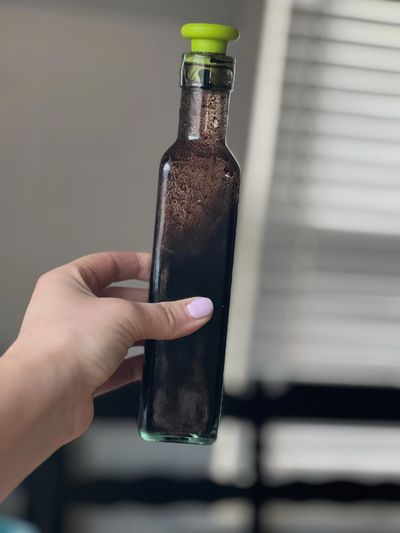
[128,297,214,341]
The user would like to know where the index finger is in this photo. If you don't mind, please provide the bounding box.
[68,251,152,291]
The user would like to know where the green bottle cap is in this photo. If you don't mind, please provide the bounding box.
[181,23,239,55]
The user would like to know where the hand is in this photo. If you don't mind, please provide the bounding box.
[10,251,214,440]
[0,251,213,499]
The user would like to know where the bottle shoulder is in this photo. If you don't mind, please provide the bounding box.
[160,140,240,178]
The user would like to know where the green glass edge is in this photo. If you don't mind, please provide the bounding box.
[139,428,216,445]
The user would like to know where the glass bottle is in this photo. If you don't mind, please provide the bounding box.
[138,23,240,445]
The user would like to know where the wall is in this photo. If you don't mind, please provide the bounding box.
[0,0,262,350]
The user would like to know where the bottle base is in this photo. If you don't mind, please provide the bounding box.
[139,428,216,445]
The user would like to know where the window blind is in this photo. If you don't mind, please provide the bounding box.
[251,0,400,386]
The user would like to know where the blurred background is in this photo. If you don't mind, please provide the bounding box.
[1,0,400,531]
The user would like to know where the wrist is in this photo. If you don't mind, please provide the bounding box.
[3,336,93,444]
[0,342,92,500]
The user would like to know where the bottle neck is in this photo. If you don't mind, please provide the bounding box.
[177,87,230,144]
[177,51,235,145]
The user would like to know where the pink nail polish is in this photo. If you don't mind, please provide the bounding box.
[186,298,214,319]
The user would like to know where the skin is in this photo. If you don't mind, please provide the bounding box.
[0,251,213,501]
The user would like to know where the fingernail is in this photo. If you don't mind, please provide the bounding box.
[186,298,214,319]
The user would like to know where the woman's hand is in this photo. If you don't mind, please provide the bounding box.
[16,251,213,435]
[0,251,213,499]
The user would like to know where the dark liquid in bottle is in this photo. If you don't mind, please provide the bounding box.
[140,88,240,444]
